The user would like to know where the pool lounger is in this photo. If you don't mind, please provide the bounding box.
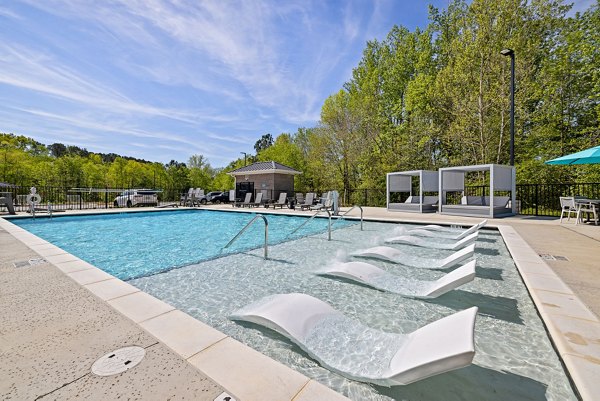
[352,244,475,269]
[231,293,478,386]
[405,220,487,240]
[384,232,478,250]
[317,260,476,298]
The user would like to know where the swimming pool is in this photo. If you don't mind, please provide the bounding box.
[13,211,577,400]
[12,210,354,280]
[129,221,576,401]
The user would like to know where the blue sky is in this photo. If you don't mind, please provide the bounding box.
[0,1,594,167]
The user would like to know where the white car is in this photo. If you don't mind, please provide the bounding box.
[114,189,158,208]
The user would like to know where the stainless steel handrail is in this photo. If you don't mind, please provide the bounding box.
[337,205,363,230]
[289,208,332,240]
[223,214,269,259]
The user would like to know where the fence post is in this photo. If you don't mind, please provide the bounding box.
[105,187,108,209]
[535,184,539,216]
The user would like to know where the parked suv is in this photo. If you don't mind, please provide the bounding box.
[206,191,229,204]
[114,189,158,208]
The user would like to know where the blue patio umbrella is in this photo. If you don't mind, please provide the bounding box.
[545,145,600,165]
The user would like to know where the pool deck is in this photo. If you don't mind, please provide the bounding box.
[1,205,599,400]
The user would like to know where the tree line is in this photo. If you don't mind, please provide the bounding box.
[1,0,599,194]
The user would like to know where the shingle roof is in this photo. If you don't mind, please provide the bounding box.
[228,161,301,175]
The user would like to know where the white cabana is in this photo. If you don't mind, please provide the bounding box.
[387,170,439,213]
[439,164,516,218]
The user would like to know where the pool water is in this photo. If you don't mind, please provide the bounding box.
[129,222,576,401]
[13,210,353,280]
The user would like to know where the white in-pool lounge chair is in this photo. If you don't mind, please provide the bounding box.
[317,260,476,298]
[231,293,477,386]
[384,232,478,251]
[405,220,487,240]
[352,244,475,269]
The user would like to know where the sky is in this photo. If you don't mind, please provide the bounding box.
[0,1,594,167]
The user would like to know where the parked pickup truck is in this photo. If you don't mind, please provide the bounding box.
[114,189,158,208]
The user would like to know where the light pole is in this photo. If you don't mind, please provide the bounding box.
[500,48,515,166]
[240,152,248,166]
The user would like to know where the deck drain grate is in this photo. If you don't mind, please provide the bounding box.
[91,346,145,376]
[13,258,47,268]
[538,254,569,261]
[214,392,237,401]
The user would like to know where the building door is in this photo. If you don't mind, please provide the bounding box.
[236,181,254,200]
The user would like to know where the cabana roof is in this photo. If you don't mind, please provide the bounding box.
[228,161,302,176]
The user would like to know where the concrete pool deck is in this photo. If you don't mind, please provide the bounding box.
[1,205,599,400]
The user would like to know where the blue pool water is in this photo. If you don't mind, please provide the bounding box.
[13,210,353,280]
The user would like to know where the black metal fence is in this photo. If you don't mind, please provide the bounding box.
[0,185,186,212]
[3,183,599,217]
[343,183,600,217]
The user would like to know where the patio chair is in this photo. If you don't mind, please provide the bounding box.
[576,200,598,225]
[352,244,475,269]
[299,192,315,211]
[231,293,477,386]
[271,193,287,209]
[239,192,252,208]
[180,188,194,205]
[0,192,16,215]
[559,197,578,223]
[250,192,263,207]
[295,193,305,205]
[317,260,476,298]
[311,191,332,211]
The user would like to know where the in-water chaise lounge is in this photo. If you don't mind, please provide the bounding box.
[317,260,476,298]
[384,232,478,250]
[231,293,477,386]
[401,220,487,240]
[352,244,475,269]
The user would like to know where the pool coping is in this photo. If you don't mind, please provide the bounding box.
[2,209,598,400]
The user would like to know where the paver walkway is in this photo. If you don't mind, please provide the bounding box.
[511,223,600,318]
[0,227,225,401]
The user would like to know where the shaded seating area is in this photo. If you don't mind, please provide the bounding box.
[439,164,516,218]
[387,170,438,213]
[231,293,477,386]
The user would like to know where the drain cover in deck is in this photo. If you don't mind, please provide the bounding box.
[214,392,238,401]
[91,346,146,376]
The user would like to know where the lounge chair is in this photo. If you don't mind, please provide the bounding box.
[270,193,287,209]
[0,192,16,215]
[295,193,305,205]
[384,232,478,251]
[317,260,476,298]
[250,192,263,207]
[352,244,475,269]
[311,191,332,211]
[231,293,477,386]
[402,220,487,240]
[180,188,194,205]
[239,193,252,208]
[299,192,315,211]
